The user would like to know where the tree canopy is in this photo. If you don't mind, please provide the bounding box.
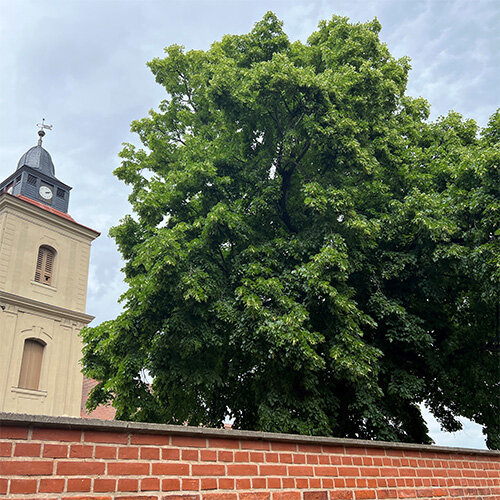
[81,12,500,448]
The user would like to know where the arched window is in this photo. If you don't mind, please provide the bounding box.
[35,246,55,285]
[18,339,45,390]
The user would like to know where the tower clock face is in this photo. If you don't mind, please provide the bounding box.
[39,185,53,200]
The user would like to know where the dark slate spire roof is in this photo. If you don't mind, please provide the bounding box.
[16,145,56,178]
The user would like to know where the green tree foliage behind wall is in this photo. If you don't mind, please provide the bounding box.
[82,13,500,448]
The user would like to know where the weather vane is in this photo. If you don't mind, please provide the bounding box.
[36,118,53,146]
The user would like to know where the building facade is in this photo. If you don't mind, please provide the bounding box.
[0,132,99,416]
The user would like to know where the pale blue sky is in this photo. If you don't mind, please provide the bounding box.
[1,0,498,449]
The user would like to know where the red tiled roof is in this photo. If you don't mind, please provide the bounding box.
[13,194,100,235]
[16,194,76,221]
[80,376,116,420]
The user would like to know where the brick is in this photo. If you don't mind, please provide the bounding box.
[182,449,199,460]
[321,478,334,488]
[108,462,150,475]
[67,478,92,492]
[265,452,279,462]
[95,445,117,459]
[32,428,81,441]
[226,464,258,475]
[1,460,53,475]
[270,441,297,451]
[171,436,206,448]
[162,478,181,491]
[398,489,417,498]
[346,478,356,488]
[288,465,313,476]
[260,464,287,475]
[208,438,240,449]
[43,443,68,458]
[203,495,237,500]
[345,446,366,456]
[153,463,190,475]
[279,453,293,463]
[201,449,217,461]
[162,496,199,500]
[380,467,399,477]
[115,497,155,500]
[250,451,264,462]
[163,448,181,460]
[322,445,345,454]
[234,451,249,462]
[272,493,301,500]
[315,466,338,476]
[57,461,105,475]
[118,478,139,492]
[375,489,397,499]
[241,440,270,450]
[182,478,200,490]
[218,450,233,462]
[295,477,309,488]
[303,493,328,500]
[252,477,267,489]
[140,447,160,460]
[338,466,359,476]
[354,491,375,499]
[70,444,94,458]
[218,478,235,489]
[0,426,29,439]
[293,453,306,463]
[0,442,12,456]
[297,444,322,453]
[39,478,65,493]
[118,446,139,459]
[94,478,116,492]
[360,467,380,476]
[192,464,225,476]
[9,478,37,494]
[235,478,251,489]
[0,479,6,495]
[62,497,113,500]
[267,477,281,488]
[84,430,128,444]
[239,494,270,500]
[14,442,41,456]
[201,477,217,490]
[330,492,353,500]
[130,433,171,445]
[141,477,160,491]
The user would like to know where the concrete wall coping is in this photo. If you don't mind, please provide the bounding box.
[0,412,498,457]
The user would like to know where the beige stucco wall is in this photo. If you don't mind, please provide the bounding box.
[0,194,98,417]
[0,198,94,312]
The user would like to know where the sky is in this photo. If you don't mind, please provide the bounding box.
[0,0,498,449]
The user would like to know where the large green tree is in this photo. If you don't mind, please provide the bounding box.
[82,13,500,448]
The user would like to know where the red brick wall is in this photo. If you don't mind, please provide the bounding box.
[0,415,499,499]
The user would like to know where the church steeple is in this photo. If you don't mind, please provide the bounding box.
[0,123,72,213]
[0,127,99,418]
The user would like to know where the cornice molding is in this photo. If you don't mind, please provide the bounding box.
[0,193,99,241]
[0,290,95,324]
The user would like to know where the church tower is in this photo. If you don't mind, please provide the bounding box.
[0,126,99,417]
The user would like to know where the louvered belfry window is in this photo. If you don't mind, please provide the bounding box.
[35,246,55,285]
[18,339,45,390]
